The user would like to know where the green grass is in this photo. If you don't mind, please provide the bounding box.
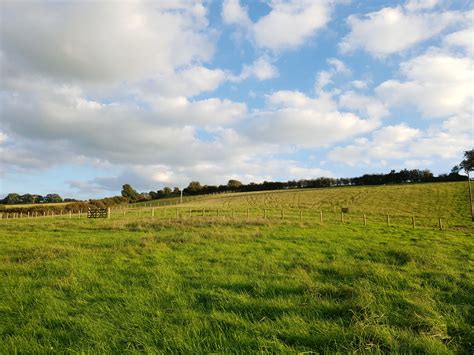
[1,217,473,353]
[176,182,470,224]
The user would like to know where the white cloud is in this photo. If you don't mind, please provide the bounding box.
[340,5,460,56]
[339,91,389,120]
[404,0,440,12]
[238,57,279,81]
[222,0,333,51]
[376,49,474,118]
[0,1,214,85]
[328,117,472,167]
[443,27,474,55]
[244,89,379,148]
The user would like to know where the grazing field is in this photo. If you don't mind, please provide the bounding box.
[1,182,473,353]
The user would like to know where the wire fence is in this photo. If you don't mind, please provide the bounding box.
[1,206,470,231]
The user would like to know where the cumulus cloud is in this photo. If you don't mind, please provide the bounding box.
[376,49,474,118]
[329,115,472,167]
[238,57,279,81]
[0,1,214,85]
[222,0,333,51]
[243,88,379,148]
[340,5,460,56]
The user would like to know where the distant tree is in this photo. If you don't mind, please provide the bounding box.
[460,149,474,173]
[121,184,141,202]
[173,187,180,195]
[21,194,34,204]
[186,181,202,194]
[451,165,461,174]
[163,187,172,195]
[227,179,242,190]
[45,194,63,203]
[459,149,474,220]
[3,193,21,204]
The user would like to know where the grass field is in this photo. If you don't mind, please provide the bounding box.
[1,182,473,352]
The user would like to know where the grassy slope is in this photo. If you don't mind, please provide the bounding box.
[0,218,473,353]
[179,182,469,219]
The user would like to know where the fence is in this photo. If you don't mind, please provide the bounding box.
[0,206,465,230]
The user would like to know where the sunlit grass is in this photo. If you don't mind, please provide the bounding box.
[1,216,473,352]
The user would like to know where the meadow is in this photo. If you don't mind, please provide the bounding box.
[1,182,473,353]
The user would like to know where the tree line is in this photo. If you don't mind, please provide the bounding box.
[121,167,468,203]
[2,150,472,210]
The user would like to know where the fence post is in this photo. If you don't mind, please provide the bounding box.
[439,218,443,230]
[152,207,155,217]
[387,214,390,227]
[69,211,72,219]
[247,208,250,220]
[27,212,30,218]
[341,211,344,223]
[123,210,126,218]
[189,208,192,218]
[412,214,416,229]
[20,212,23,218]
[363,214,367,226]
[107,208,111,219]
[320,211,323,223]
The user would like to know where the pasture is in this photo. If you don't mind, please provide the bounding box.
[0,182,473,353]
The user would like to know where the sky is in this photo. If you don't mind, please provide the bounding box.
[0,0,473,199]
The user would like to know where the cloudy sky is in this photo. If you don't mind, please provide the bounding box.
[0,0,473,199]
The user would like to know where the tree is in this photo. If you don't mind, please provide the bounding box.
[186,181,202,194]
[3,193,21,204]
[163,187,172,195]
[173,187,181,195]
[227,179,242,190]
[459,149,474,221]
[121,184,141,202]
[45,194,63,203]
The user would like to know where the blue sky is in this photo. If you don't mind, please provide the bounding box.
[0,0,473,199]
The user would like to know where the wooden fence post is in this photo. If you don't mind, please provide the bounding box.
[247,208,250,220]
[320,211,323,223]
[439,218,443,230]
[69,211,72,219]
[412,214,416,229]
[341,211,344,223]
[363,214,367,226]
[107,208,111,219]
[189,208,192,218]
[387,214,390,227]
[123,210,126,218]
[152,207,155,217]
